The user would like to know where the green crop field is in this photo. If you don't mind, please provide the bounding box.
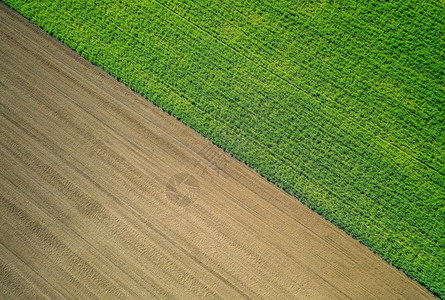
[4,0,444,296]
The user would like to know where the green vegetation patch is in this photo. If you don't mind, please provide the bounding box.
[4,0,444,296]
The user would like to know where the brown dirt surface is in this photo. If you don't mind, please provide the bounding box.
[0,3,436,299]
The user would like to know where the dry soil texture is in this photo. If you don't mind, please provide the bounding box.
[0,3,435,299]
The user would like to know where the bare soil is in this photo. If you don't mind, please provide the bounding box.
[0,3,435,299]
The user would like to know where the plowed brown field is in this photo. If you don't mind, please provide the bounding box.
[0,3,435,299]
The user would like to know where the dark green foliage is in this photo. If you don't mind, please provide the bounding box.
[4,0,444,296]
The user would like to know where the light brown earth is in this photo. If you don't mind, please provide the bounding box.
[0,3,435,299]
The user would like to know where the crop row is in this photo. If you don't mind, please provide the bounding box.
[158,0,444,173]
